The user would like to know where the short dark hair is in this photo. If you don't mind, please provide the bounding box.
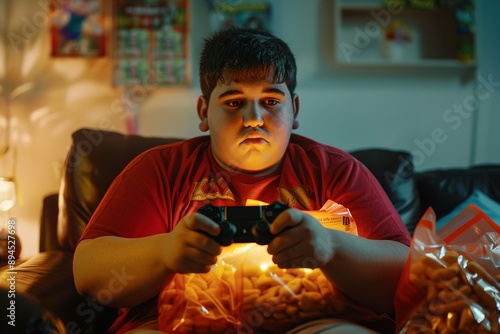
[199,27,297,102]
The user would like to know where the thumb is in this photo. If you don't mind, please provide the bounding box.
[269,208,303,235]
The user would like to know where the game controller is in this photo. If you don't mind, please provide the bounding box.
[197,201,289,246]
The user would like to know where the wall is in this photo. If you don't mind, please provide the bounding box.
[473,0,500,164]
[141,0,499,172]
[1,0,499,258]
[1,0,127,258]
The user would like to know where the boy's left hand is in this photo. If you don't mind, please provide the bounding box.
[267,208,335,269]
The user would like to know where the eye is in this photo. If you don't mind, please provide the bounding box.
[225,100,241,108]
[263,99,280,107]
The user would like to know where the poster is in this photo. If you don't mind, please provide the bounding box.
[50,0,106,57]
[207,0,273,33]
[112,0,189,87]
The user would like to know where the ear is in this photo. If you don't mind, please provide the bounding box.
[197,96,209,132]
[292,94,300,129]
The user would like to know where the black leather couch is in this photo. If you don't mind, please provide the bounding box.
[1,128,500,333]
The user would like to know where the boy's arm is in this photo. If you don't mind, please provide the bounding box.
[74,234,173,308]
[73,213,222,308]
[319,232,409,314]
[268,209,409,314]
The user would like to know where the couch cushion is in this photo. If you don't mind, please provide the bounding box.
[0,283,66,333]
[58,128,184,252]
[349,149,422,235]
[416,165,500,220]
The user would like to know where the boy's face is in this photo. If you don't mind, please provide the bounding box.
[197,76,299,174]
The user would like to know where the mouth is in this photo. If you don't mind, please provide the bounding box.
[242,138,267,145]
[241,132,268,145]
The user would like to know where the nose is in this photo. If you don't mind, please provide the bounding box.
[243,102,264,128]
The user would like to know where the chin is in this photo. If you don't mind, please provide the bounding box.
[222,152,278,174]
[239,161,278,175]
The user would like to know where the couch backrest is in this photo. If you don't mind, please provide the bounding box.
[57,128,183,252]
[350,149,423,234]
[416,165,500,219]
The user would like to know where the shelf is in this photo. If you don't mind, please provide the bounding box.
[332,0,476,71]
[335,59,476,69]
[336,0,383,10]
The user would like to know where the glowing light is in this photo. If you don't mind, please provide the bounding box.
[29,107,51,123]
[65,81,104,104]
[20,39,44,80]
[172,317,185,331]
[260,263,269,272]
[0,178,16,212]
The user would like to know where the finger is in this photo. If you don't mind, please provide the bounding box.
[185,212,221,236]
[183,242,220,263]
[269,243,300,259]
[267,228,301,255]
[273,254,320,269]
[177,256,217,274]
[165,242,218,273]
[187,232,223,257]
[186,246,219,267]
[270,237,321,269]
[269,208,304,235]
[269,237,302,261]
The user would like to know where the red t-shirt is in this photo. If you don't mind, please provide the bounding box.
[79,134,411,332]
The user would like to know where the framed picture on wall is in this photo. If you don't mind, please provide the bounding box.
[206,0,273,33]
[111,0,189,87]
[50,0,106,57]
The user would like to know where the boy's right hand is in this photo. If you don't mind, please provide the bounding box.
[162,212,223,274]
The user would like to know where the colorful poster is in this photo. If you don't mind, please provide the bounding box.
[207,0,273,33]
[112,0,189,87]
[50,0,106,57]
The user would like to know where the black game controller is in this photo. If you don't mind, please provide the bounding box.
[197,202,289,246]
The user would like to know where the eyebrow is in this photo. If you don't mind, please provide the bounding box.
[217,87,286,101]
[217,89,241,100]
[263,88,286,96]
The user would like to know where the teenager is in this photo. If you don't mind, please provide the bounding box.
[73,27,411,333]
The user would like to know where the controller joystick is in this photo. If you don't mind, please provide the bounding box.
[216,221,237,246]
[252,219,272,245]
[197,201,289,246]
[197,204,235,246]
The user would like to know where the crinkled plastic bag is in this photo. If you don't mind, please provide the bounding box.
[437,204,500,277]
[158,200,383,333]
[395,206,500,333]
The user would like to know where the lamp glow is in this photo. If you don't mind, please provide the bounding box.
[0,178,16,212]
[0,177,20,261]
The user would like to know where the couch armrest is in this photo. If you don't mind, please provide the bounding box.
[0,284,66,333]
[0,251,116,333]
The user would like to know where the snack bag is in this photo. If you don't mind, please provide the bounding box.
[395,207,500,333]
[437,204,500,277]
[158,200,382,333]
